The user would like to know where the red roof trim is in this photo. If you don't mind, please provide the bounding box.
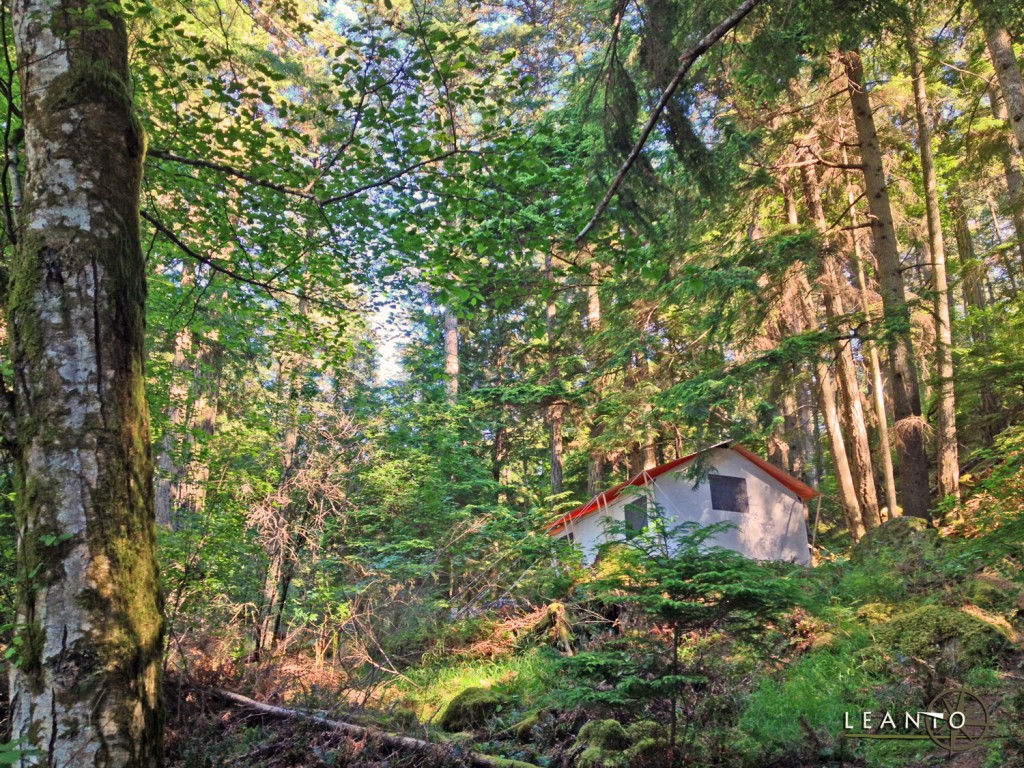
[547,442,817,535]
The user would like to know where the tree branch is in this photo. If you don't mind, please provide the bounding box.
[147,149,316,200]
[140,209,357,312]
[804,144,864,170]
[147,147,464,208]
[198,683,542,768]
[318,149,462,205]
[576,0,764,243]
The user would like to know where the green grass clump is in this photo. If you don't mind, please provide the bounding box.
[396,648,562,724]
[739,633,877,760]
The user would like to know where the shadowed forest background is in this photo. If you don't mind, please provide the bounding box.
[3,0,1024,765]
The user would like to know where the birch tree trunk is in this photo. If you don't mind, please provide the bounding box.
[906,22,960,502]
[585,256,606,496]
[543,252,563,495]
[7,0,164,764]
[842,48,932,521]
[443,308,459,403]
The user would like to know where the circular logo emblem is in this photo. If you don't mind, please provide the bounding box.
[925,688,994,753]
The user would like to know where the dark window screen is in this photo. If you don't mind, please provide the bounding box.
[709,474,749,513]
[624,496,648,536]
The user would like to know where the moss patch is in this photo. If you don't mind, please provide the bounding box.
[573,719,631,767]
[578,719,629,750]
[874,603,1010,673]
[577,745,624,768]
[852,517,936,565]
[966,571,1023,616]
[512,710,542,742]
[856,602,897,625]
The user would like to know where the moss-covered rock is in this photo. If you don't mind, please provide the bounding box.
[624,720,662,743]
[965,571,1022,616]
[874,603,1010,673]
[623,722,672,766]
[512,710,543,742]
[578,746,617,768]
[578,719,630,750]
[852,517,936,564]
[574,719,630,767]
[625,737,670,766]
[386,699,420,731]
[438,687,504,732]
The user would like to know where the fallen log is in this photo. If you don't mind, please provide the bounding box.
[203,685,540,768]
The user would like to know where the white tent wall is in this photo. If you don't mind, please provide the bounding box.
[649,448,810,565]
[557,447,811,566]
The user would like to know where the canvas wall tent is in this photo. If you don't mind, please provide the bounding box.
[548,442,816,566]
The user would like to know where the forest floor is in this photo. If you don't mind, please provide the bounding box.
[165,501,1024,768]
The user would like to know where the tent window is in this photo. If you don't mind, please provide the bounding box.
[624,496,648,537]
[710,474,749,513]
[565,531,575,544]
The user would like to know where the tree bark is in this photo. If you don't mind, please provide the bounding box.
[906,22,959,502]
[781,374,805,478]
[952,195,987,318]
[171,336,221,522]
[548,403,564,495]
[983,12,1024,156]
[781,173,864,534]
[951,193,1003,440]
[795,137,881,528]
[988,82,1024,271]
[795,378,818,486]
[7,1,164,764]
[767,374,791,473]
[841,48,932,521]
[203,685,542,768]
[813,360,866,541]
[842,159,899,519]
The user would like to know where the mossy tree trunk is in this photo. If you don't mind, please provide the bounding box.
[6,1,164,765]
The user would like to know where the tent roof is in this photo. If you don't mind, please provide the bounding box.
[547,441,817,536]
